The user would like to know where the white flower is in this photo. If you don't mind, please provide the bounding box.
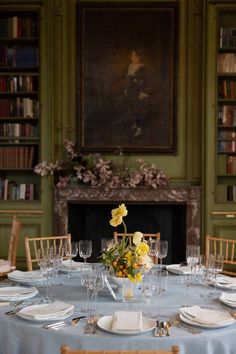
[133,231,143,246]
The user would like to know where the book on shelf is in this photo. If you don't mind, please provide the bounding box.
[0,16,38,39]
[0,177,38,201]
[0,146,35,168]
[218,53,236,73]
[0,97,39,118]
[0,75,37,93]
[219,27,236,48]
[218,141,236,153]
[218,79,236,100]
[227,185,236,202]
[226,155,236,174]
[218,105,236,126]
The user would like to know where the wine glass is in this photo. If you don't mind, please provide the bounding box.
[198,254,214,307]
[37,248,53,303]
[209,254,224,297]
[80,264,93,313]
[89,267,105,316]
[148,240,159,266]
[64,240,79,277]
[158,240,168,268]
[151,269,168,319]
[186,245,200,270]
[139,271,153,315]
[179,261,192,307]
[79,240,92,263]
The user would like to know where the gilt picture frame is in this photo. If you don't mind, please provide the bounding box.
[77,1,178,153]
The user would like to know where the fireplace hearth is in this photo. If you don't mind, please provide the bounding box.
[54,186,201,263]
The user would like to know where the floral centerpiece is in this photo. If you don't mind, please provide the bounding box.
[100,203,153,283]
[34,139,170,189]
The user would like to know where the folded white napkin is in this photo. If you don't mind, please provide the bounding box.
[8,270,44,282]
[18,301,74,320]
[60,260,82,270]
[167,264,192,275]
[0,286,38,297]
[111,311,142,332]
[180,305,234,326]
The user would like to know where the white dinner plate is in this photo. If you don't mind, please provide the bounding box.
[16,302,74,321]
[0,286,38,301]
[179,313,234,329]
[59,261,92,273]
[220,293,236,308]
[166,264,191,275]
[8,270,44,285]
[97,315,156,335]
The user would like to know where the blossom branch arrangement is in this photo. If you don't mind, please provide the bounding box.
[100,204,153,283]
[34,139,170,189]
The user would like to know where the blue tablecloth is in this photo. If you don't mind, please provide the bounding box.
[0,269,236,354]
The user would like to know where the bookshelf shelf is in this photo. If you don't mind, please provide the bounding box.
[0,10,40,202]
[216,8,236,203]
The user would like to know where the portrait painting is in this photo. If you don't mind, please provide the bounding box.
[77,2,178,153]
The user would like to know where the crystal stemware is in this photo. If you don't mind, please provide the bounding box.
[151,269,168,319]
[158,240,168,268]
[179,261,192,307]
[209,253,224,297]
[64,240,79,278]
[79,240,92,263]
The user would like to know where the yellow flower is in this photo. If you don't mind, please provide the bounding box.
[136,242,149,256]
[109,203,128,227]
[133,231,143,246]
[125,250,132,265]
[110,215,123,227]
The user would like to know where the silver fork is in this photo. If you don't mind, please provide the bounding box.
[43,316,85,330]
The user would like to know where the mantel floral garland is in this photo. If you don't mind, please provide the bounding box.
[100,204,153,283]
[34,140,170,189]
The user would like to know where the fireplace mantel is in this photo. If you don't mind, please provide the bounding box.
[54,185,201,245]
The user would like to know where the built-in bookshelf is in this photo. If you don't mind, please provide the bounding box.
[0,11,40,201]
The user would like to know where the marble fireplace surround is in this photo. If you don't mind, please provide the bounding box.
[54,185,201,246]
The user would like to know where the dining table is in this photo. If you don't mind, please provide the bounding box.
[0,264,235,354]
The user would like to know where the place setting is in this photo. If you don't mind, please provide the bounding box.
[7,270,45,285]
[96,310,156,336]
[0,285,38,302]
[179,305,235,329]
[16,301,75,322]
[219,292,236,308]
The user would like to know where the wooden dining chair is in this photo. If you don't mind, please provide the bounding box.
[60,347,180,354]
[24,234,71,271]
[113,232,160,243]
[0,215,21,277]
[205,235,236,276]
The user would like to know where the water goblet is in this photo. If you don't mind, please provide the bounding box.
[89,267,105,316]
[148,240,159,265]
[186,245,200,278]
[151,269,168,319]
[209,254,224,297]
[37,248,54,303]
[158,240,168,268]
[80,264,93,313]
[179,261,192,307]
[139,271,153,315]
[64,240,79,278]
[198,254,214,307]
[79,240,92,263]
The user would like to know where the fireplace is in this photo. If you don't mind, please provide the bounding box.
[54,186,201,263]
